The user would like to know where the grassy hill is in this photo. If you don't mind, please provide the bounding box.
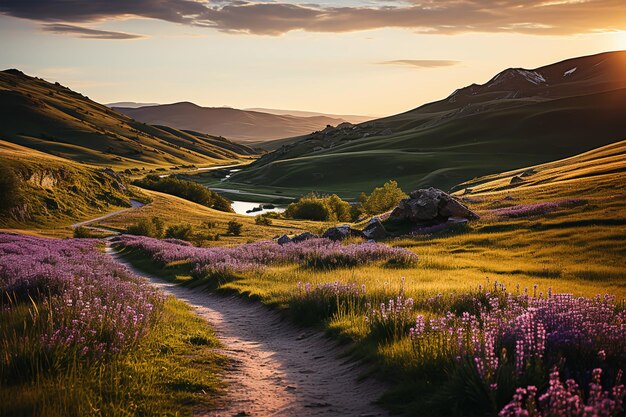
[0,69,257,169]
[113,102,355,143]
[0,139,141,231]
[230,51,626,197]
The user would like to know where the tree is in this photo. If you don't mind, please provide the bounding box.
[360,181,407,215]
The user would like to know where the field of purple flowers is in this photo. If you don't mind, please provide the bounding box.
[0,234,169,413]
[0,233,162,370]
[117,231,625,416]
[491,199,586,218]
[293,278,625,416]
[115,234,418,278]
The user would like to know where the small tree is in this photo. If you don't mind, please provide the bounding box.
[227,219,243,236]
[360,180,407,215]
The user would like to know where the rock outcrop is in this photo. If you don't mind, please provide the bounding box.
[390,188,479,224]
[291,232,318,243]
[322,225,364,241]
[362,217,387,240]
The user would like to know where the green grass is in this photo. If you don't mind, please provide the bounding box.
[0,297,225,417]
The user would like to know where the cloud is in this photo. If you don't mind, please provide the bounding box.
[378,60,460,68]
[0,0,625,37]
[41,23,143,39]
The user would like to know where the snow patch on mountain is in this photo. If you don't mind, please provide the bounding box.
[487,69,546,88]
[564,67,577,76]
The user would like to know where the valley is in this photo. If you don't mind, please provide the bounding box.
[1,48,625,417]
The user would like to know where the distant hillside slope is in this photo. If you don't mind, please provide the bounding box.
[0,69,257,169]
[113,102,352,143]
[453,138,626,196]
[231,51,626,195]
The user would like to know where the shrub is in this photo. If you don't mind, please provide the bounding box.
[165,223,194,241]
[255,215,272,226]
[227,220,243,236]
[359,180,407,215]
[126,217,164,238]
[285,193,352,222]
[73,226,95,238]
[133,175,232,212]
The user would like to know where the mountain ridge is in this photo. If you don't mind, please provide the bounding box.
[112,102,359,143]
[230,50,626,196]
[0,69,257,169]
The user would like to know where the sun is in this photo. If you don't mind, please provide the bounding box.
[614,31,626,50]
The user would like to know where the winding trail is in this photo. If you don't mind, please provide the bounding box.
[71,199,145,232]
[107,245,391,417]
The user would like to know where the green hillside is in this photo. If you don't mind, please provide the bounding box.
[0,69,257,169]
[230,51,626,197]
[0,140,140,230]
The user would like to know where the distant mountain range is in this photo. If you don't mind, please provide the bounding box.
[107,101,161,108]
[244,108,374,124]
[111,102,369,143]
[231,50,626,196]
[0,70,256,169]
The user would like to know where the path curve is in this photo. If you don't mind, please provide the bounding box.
[108,245,391,417]
[71,199,145,229]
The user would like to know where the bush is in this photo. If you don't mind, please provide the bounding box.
[133,175,232,212]
[226,220,243,236]
[165,223,194,241]
[285,193,353,222]
[359,180,407,216]
[126,217,164,238]
[73,226,95,238]
[255,215,272,226]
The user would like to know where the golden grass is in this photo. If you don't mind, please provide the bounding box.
[96,189,329,246]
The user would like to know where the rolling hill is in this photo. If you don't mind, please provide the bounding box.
[0,69,257,169]
[453,137,626,198]
[112,102,356,143]
[230,51,626,197]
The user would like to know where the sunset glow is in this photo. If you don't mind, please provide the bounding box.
[1,1,625,115]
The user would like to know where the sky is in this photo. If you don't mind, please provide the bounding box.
[0,1,625,116]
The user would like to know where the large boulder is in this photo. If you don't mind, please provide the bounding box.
[362,217,387,240]
[322,225,364,241]
[390,187,479,224]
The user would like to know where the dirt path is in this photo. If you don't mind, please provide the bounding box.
[108,246,391,417]
[71,199,144,229]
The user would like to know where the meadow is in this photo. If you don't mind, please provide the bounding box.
[0,233,225,417]
[113,155,626,416]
